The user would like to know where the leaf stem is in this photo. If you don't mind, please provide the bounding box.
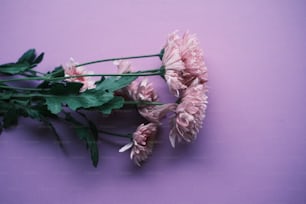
[76,53,161,67]
[52,71,162,81]
[98,129,132,139]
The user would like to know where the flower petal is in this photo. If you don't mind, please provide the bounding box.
[119,142,133,152]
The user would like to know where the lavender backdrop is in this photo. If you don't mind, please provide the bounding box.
[1,0,306,203]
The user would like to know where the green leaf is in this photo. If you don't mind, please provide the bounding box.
[0,62,31,74]
[3,107,18,128]
[77,111,98,137]
[0,101,13,113]
[40,116,66,151]
[76,127,99,167]
[99,96,124,115]
[24,108,41,119]
[33,52,44,64]
[37,66,65,89]
[0,121,3,135]
[95,75,137,92]
[17,49,36,64]
[48,82,83,95]
[64,113,99,167]
[0,49,44,75]
[48,66,65,78]
[45,91,114,114]
[45,98,62,114]
[159,48,165,60]
[0,90,14,100]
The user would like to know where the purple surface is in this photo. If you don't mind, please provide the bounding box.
[1,0,306,203]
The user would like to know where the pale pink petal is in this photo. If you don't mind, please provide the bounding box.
[119,142,133,152]
[138,103,177,123]
[169,79,208,147]
[162,30,208,97]
[129,123,158,166]
[63,58,97,92]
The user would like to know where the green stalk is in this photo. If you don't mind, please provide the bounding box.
[98,129,132,139]
[0,70,162,83]
[124,101,163,105]
[77,53,161,67]
[0,85,49,92]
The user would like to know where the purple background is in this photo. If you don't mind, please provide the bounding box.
[1,0,306,203]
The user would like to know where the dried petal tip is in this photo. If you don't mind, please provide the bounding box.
[130,123,158,166]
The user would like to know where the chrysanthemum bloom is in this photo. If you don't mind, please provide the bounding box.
[179,31,208,85]
[63,58,96,92]
[114,60,175,123]
[128,78,176,123]
[113,60,158,102]
[113,60,132,74]
[119,123,158,166]
[113,60,156,102]
[162,40,186,97]
[129,78,158,102]
[169,79,208,147]
[162,31,208,97]
[138,103,177,124]
[113,60,135,99]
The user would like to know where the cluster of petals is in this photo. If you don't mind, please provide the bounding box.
[119,123,158,166]
[161,31,209,147]
[114,60,175,165]
[129,78,158,102]
[114,60,175,123]
[162,31,208,97]
[169,79,208,147]
[63,58,96,92]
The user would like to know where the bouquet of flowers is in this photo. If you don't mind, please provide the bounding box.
[0,31,208,167]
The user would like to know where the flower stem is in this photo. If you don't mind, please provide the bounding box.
[53,71,162,81]
[0,76,45,83]
[0,85,49,92]
[124,101,163,105]
[0,71,162,83]
[8,93,51,98]
[98,129,132,139]
[77,53,161,67]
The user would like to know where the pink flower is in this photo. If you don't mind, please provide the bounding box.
[119,123,158,166]
[138,103,177,124]
[169,79,208,147]
[113,60,132,74]
[63,58,96,92]
[113,60,136,100]
[162,41,186,97]
[180,31,208,84]
[129,78,158,102]
[113,60,158,102]
[162,31,208,97]
[114,60,175,123]
[128,78,176,123]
